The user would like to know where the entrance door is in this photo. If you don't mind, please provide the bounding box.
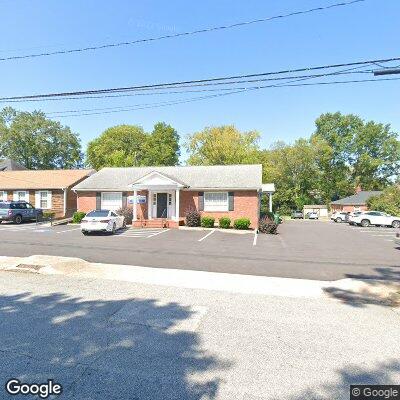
[156,193,168,218]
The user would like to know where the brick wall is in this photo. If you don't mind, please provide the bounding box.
[331,204,368,213]
[180,190,259,229]
[77,191,97,212]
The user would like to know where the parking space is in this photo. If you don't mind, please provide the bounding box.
[0,220,398,281]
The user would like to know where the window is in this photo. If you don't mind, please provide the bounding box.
[168,193,172,206]
[13,191,29,202]
[35,191,52,209]
[0,191,6,202]
[40,191,48,209]
[101,192,122,211]
[87,210,110,218]
[152,193,157,206]
[204,192,228,212]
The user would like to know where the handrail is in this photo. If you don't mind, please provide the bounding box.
[161,208,167,228]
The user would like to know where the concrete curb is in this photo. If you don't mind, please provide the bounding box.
[1,255,399,304]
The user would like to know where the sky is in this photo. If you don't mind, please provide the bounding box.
[1,0,399,161]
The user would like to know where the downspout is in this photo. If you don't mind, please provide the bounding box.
[63,188,67,217]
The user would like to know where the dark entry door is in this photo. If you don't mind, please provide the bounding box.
[156,193,168,218]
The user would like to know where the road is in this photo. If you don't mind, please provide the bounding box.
[0,220,398,280]
[0,271,399,399]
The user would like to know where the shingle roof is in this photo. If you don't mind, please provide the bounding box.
[0,170,95,190]
[0,159,27,171]
[331,191,382,205]
[73,164,263,191]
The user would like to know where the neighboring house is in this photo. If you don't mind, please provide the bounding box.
[0,170,94,218]
[0,159,27,171]
[73,165,273,229]
[331,191,382,213]
[303,205,329,218]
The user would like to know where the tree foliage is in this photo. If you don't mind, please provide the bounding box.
[0,107,82,169]
[366,186,400,216]
[86,122,180,169]
[185,125,260,165]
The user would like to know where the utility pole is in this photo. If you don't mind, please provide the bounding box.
[373,68,400,76]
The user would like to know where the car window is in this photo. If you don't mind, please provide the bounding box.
[0,203,10,209]
[26,203,34,209]
[111,212,117,217]
[86,210,110,217]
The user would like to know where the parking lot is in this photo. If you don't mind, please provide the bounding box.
[0,219,398,281]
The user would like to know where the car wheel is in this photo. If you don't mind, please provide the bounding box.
[336,217,342,223]
[361,219,370,227]
[82,231,89,236]
[392,220,400,229]
[14,215,22,224]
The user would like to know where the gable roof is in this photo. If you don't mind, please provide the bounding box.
[0,159,27,171]
[331,191,382,205]
[0,170,95,190]
[73,164,263,191]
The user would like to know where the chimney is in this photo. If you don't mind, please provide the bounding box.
[355,185,362,194]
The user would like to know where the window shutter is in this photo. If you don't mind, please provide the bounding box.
[228,192,234,211]
[198,192,204,211]
[47,191,52,209]
[122,192,127,208]
[35,191,40,207]
[96,192,101,209]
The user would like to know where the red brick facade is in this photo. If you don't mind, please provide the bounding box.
[331,204,368,213]
[77,189,259,229]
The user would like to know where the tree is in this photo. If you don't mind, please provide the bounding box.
[185,125,260,165]
[143,122,180,166]
[312,112,400,198]
[86,125,147,169]
[0,107,83,169]
[366,186,400,216]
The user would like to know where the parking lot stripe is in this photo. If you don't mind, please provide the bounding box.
[198,229,215,242]
[253,232,257,246]
[147,229,170,238]
[56,227,82,234]
[372,234,396,237]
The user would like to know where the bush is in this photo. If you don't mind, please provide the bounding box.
[258,217,278,234]
[43,211,56,219]
[201,216,215,228]
[72,211,86,224]
[185,208,201,227]
[233,218,251,230]
[218,217,231,229]
[367,186,400,216]
[116,206,133,225]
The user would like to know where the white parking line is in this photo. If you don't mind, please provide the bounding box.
[253,232,258,246]
[198,229,215,242]
[372,234,396,237]
[147,229,170,238]
[56,227,82,234]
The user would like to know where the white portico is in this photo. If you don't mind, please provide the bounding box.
[130,171,186,222]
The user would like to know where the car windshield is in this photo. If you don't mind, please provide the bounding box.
[86,210,110,218]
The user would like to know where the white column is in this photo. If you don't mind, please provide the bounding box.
[175,189,180,221]
[269,193,273,212]
[148,190,152,220]
[133,190,137,221]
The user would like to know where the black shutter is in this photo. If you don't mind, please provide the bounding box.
[96,192,101,210]
[122,192,127,208]
[198,192,204,211]
[228,192,234,211]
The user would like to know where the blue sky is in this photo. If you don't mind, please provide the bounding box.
[1,0,399,161]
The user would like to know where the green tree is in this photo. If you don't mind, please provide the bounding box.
[313,112,400,198]
[185,125,260,165]
[0,107,82,169]
[86,125,147,169]
[366,186,400,216]
[143,122,180,166]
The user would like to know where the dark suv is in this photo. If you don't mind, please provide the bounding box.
[0,201,43,224]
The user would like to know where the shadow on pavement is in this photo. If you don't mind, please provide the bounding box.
[0,291,229,399]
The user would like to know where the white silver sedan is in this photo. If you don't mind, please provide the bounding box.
[81,210,126,235]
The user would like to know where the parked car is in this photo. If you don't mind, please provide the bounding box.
[347,211,363,225]
[330,211,349,223]
[306,211,319,220]
[81,209,126,235]
[351,211,400,228]
[291,210,303,219]
[0,201,43,224]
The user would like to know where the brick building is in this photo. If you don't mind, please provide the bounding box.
[73,165,273,229]
[330,190,382,213]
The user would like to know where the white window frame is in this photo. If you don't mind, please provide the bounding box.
[204,192,229,212]
[101,192,123,211]
[13,190,29,202]
[0,191,6,202]
[35,190,52,209]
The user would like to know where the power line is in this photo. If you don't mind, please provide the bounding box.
[48,77,400,118]
[0,0,367,63]
[2,55,399,102]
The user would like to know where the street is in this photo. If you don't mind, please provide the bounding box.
[0,220,398,281]
[0,271,399,400]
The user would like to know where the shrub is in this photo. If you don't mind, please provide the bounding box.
[233,218,251,230]
[218,217,231,229]
[72,211,86,224]
[201,216,215,228]
[117,206,133,225]
[258,217,278,234]
[185,208,201,227]
[43,211,56,220]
